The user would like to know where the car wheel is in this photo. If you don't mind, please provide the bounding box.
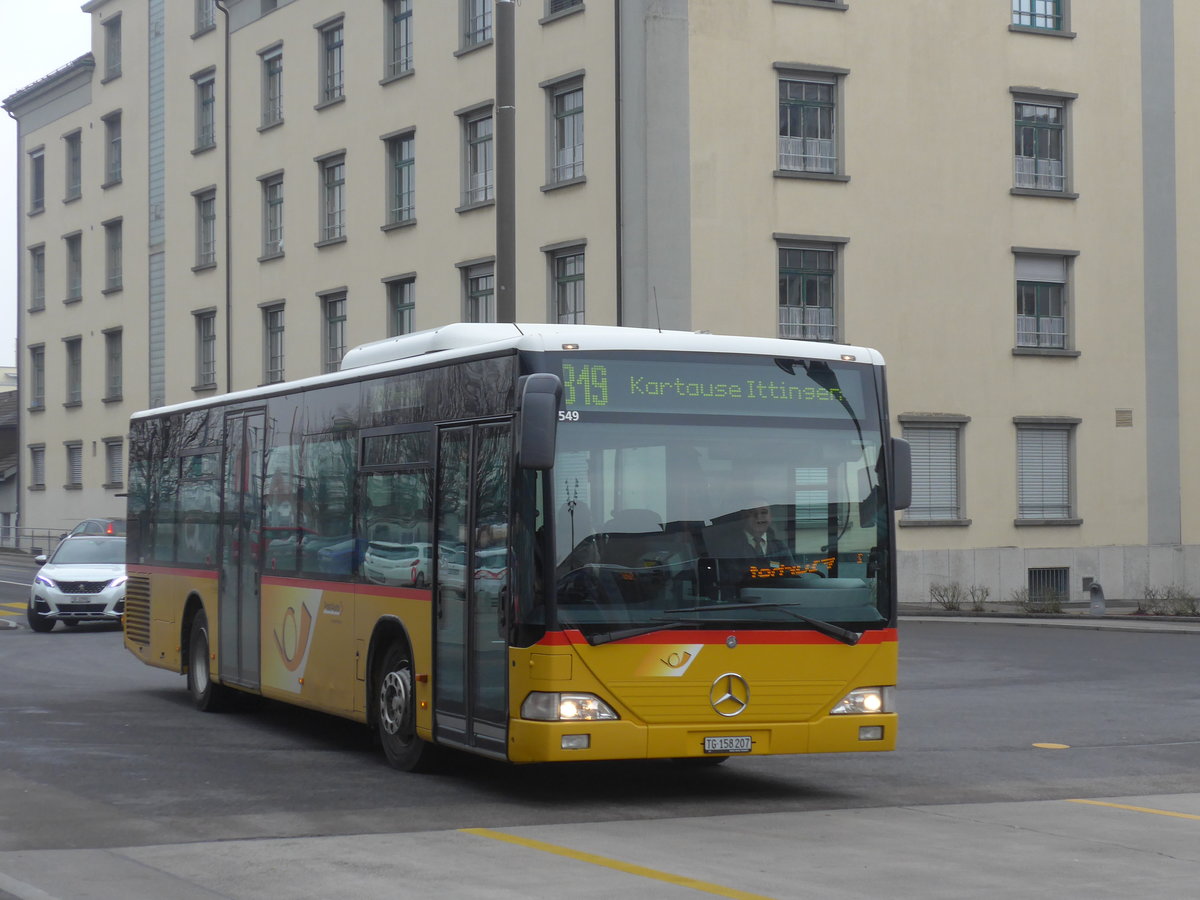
[376,642,436,772]
[414,572,426,588]
[187,609,230,711]
[26,602,55,633]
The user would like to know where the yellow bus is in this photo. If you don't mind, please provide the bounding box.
[124,323,910,770]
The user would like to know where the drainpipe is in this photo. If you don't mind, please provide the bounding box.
[495,0,516,322]
[215,1,233,390]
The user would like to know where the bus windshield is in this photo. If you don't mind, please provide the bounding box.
[544,353,890,639]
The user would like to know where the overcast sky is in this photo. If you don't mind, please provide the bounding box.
[2,1,93,368]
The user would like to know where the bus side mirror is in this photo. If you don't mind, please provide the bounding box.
[517,373,562,471]
[890,437,912,511]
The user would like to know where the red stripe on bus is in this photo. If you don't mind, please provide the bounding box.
[128,565,429,601]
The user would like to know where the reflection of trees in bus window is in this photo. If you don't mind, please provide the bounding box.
[360,470,431,545]
[151,457,179,562]
[299,432,356,577]
[177,451,220,565]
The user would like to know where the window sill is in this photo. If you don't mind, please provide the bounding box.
[101,178,122,190]
[774,169,851,183]
[103,482,125,491]
[899,518,972,528]
[102,395,123,404]
[100,71,122,85]
[1014,518,1082,527]
[63,296,82,305]
[192,143,217,156]
[192,24,216,40]
[27,485,45,492]
[1012,347,1081,358]
[27,405,45,414]
[192,383,218,394]
[1011,187,1078,200]
[314,236,347,249]
[1009,24,1076,39]
[454,39,494,58]
[314,96,346,112]
[62,401,82,410]
[192,262,217,273]
[63,484,83,491]
[28,305,46,314]
[380,69,415,87]
[381,219,417,233]
[773,0,848,9]
[63,194,81,204]
[258,119,284,133]
[258,250,285,263]
[539,4,585,25]
[101,285,123,296]
[541,175,587,192]
[28,206,45,217]
[456,198,496,214]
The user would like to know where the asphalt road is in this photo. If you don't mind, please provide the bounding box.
[1,558,1198,898]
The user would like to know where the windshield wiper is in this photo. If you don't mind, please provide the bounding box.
[661,603,861,646]
[587,622,696,646]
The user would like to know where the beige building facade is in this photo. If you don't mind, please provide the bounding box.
[5,0,1196,604]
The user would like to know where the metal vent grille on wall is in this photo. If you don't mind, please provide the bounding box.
[1115,409,1134,428]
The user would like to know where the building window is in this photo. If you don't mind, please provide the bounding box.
[1012,0,1066,31]
[777,72,841,175]
[319,18,345,104]
[195,189,217,267]
[778,243,838,341]
[195,310,217,387]
[29,446,46,489]
[1016,421,1078,522]
[549,80,584,184]
[104,219,123,292]
[387,277,415,336]
[386,133,415,224]
[552,247,585,323]
[103,112,122,185]
[319,154,346,242]
[901,419,967,523]
[261,173,284,257]
[103,15,122,80]
[29,246,45,311]
[322,292,347,373]
[196,0,217,34]
[194,71,217,150]
[64,131,82,200]
[462,109,494,206]
[463,0,493,49]
[104,439,124,488]
[464,263,495,323]
[1013,91,1074,193]
[64,337,82,405]
[65,442,83,489]
[261,47,284,127]
[263,304,285,383]
[104,329,123,400]
[29,149,45,213]
[29,346,45,411]
[546,0,584,15]
[1015,252,1074,350]
[64,233,82,301]
[386,0,413,78]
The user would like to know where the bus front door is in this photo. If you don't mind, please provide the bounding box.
[435,422,511,757]
[218,409,265,690]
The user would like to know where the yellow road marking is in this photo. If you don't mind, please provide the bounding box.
[1068,799,1200,821]
[462,827,778,900]
[1033,743,1070,749]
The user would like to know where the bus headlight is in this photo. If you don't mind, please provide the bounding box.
[521,692,619,722]
[830,686,894,715]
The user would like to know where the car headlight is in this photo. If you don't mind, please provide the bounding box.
[830,686,894,715]
[110,575,128,588]
[521,692,619,722]
[34,575,55,588]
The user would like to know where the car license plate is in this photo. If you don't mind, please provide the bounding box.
[704,736,752,754]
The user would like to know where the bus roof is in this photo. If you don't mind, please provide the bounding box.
[132,323,886,420]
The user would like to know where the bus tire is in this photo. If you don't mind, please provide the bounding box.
[376,642,436,772]
[187,608,229,712]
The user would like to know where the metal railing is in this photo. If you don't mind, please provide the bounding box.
[0,528,69,558]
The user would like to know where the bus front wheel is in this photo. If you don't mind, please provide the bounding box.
[376,642,435,772]
[187,609,229,711]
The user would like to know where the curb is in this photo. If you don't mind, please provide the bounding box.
[900,614,1200,635]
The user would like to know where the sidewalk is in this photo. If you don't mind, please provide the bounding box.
[899,604,1200,634]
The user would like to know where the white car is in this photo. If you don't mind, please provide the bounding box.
[363,541,433,587]
[27,535,127,632]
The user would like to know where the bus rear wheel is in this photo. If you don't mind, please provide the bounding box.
[376,642,435,772]
[187,609,230,711]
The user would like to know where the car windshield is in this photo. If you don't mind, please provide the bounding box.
[51,537,126,565]
[536,352,892,639]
